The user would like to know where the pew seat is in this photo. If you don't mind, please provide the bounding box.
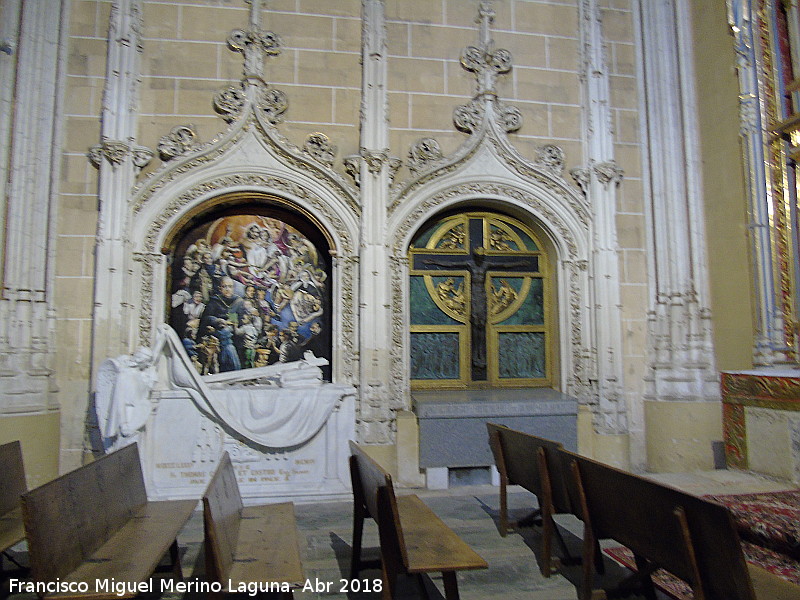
[349,441,487,599]
[562,448,800,600]
[202,451,304,600]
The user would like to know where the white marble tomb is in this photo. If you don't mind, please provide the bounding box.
[96,325,356,503]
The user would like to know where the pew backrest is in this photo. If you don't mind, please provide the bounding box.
[21,443,148,583]
[348,440,407,564]
[0,440,26,515]
[561,448,756,600]
[487,423,572,514]
[202,451,244,582]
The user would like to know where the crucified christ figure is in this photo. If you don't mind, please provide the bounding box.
[423,247,532,375]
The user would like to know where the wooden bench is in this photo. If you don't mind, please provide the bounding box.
[561,448,800,600]
[486,423,578,576]
[202,451,304,600]
[0,440,27,572]
[20,443,196,599]
[349,440,487,600]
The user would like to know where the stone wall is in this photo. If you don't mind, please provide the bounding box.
[49,0,651,472]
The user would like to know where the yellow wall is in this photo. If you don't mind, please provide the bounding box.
[0,412,60,489]
[691,0,755,371]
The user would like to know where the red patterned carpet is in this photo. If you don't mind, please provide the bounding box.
[704,489,800,559]
[603,542,800,600]
[602,489,800,599]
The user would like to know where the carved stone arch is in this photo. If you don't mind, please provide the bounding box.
[129,178,359,383]
[387,180,593,402]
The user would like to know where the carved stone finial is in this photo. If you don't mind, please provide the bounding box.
[226,0,281,80]
[460,1,513,97]
[227,27,282,80]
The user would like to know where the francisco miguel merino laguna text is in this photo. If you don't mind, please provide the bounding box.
[9,577,383,596]
[8,578,293,596]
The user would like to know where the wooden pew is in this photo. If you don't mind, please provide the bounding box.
[20,443,196,599]
[349,441,488,600]
[0,440,26,571]
[202,451,304,600]
[561,448,800,600]
[486,423,577,576]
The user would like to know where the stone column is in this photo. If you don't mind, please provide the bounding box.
[727,0,790,365]
[355,0,401,444]
[0,1,68,415]
[639,0,721,471]
[575,0,627,441]
[640,0,717,402]
[89,0,152,369]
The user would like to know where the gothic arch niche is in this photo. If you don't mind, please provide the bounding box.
[407,207,560,390]
[390,182,589,407]
[162,192,333,380]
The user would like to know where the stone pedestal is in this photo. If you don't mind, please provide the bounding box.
[413,388,578,487]
[721,369,800,483]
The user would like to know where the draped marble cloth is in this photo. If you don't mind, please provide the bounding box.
[157,325,352,448]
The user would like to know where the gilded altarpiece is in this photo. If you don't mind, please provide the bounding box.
[732,0,800,361]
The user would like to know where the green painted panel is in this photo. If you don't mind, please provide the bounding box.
[510,224,538,251]
[496,277,544,325]
[410,332,460,379]
[410,221,439,248]
[498,332,546,378]
[410,276,461,325]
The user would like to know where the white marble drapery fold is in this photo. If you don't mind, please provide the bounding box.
[156,325,353,448]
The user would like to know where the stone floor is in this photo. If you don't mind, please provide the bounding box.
[0,469,795,600]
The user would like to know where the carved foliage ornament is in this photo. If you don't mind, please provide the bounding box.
[158,125,197,161]
[88,140,153,170]
[257,86,288,124]
[453,100,484,134]
[407,138,444,175]
[303,133,336,168]
[214,83,247,123]
[453,98,522,134]
[213,80,288,125]
[569,160,624,194]
[343,151,402,187]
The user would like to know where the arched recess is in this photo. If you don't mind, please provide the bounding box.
[161,192,334,379]
[127,175,360,384]
[388,180,592,405]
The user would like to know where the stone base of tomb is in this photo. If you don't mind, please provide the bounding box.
[140,386,356,503]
